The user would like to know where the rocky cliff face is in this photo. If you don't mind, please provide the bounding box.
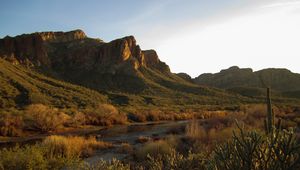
[0,30,173,93]
[0,33,48,66]
[39,29,87,42]
[0,29,87,67]
[0,30,168,72]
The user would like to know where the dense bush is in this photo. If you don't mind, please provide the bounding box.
[85,158,130,170]
[84,104,127,126]
[0,111,23,137]
[135,140,174,161]
[66,111,86,127]
[43,135,112,158]
[144,149,207,170]
[25,104,69,132]
[0,145,82,170]
[212,126,300,170]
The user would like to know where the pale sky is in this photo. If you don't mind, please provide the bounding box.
[133,0,300,77]
[1,0,300,77]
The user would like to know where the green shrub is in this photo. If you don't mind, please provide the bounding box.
[85,158,130,170]
[0,145,82,170]
[145,149,207,170]
[0,145,47,170]
[211,126,300,170]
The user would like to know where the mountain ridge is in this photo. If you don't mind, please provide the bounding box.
[1,30,300,111]
[193,66,300,99]
[0,30,253,110]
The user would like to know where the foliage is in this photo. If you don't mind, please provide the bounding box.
[0,111,23,136]
[0,145,82,170]
[0,58,107,109]
[84,104,127,126]
[135,140,173,161]
[42,135,112,158]
[185,119,206,140]
[25,104,69,132]
[145,149,207,170]
[84,159,130,170]
[212,125,300,170]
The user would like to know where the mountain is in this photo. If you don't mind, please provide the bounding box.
[0,30,249,110]
[176,73,192,82]
[194,66,300,98]
[0,58,107,109]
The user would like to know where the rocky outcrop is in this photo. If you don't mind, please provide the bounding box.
[0,30,87,66]
[143,50,159,66]
[0,30,176,93]
[96,36,143,68]
[0,33,49,66]
[0,30,170,71]
[39,29,87,42]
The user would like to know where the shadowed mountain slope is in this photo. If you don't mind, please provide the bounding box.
[194,66,300,99]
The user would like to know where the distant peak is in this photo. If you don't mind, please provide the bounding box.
[228,66,240,70]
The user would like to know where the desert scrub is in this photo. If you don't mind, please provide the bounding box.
[185,119,207,140]
[135,140,173,161]
[211,126,300,170]
[0,110,23,137]
[144,149,207,170]
[25,104,69,132]
[0,135,112,170]
[0,145,47,170]
[43,135,113,158]
[85,158,130,170]
[66,111,86,127]
[84,104,127,126]
[0,145,82,170]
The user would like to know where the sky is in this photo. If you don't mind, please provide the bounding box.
[1,0,300,77]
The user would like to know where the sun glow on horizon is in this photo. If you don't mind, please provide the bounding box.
[146,1,300,77]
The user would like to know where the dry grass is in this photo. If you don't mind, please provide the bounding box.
[174,112,194,120]
[128,110,195,122]
[135,140,173,161]
[201,111,228,119]
[208,127,236,142]
[0,112,23,137]
[25,104,70,132]
[42,135,112,158]
[185,120,207,140]
[84,104,127,126]
[66,111,86,127]
[117,143,133,154]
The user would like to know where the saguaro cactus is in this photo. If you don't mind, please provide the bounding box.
[265,88,274,134]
